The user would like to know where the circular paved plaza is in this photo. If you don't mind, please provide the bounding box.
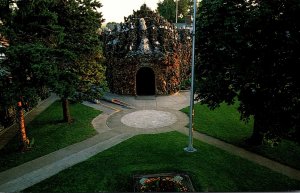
[121,110,177,129]
[106,108,189,134]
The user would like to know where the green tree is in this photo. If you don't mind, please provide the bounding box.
[195,0,300,145]
[1,0,63,110]
[0,0,62,149]
[1,0,106,125]
[106,22,118,30]
[177,0,192,22]
[52,0,106,123]
[157,0,192,23]
[157,0,176,23]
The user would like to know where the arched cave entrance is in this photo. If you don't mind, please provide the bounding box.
[136,67,155,95]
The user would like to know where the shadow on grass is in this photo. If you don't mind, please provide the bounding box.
[181,102,300,170]
[25,132,300,192]
[0,101,101,172]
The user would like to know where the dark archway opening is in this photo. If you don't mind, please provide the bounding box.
[136,67,155,95]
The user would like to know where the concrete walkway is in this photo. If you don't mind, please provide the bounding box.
[0,91,300,192]
[178,129,300,182]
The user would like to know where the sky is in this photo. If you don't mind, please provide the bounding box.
[100,0,160,23]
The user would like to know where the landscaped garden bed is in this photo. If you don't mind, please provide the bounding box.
[133,173,195,192]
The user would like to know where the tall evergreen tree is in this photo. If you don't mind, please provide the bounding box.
[52,0,106,123]
[1,0,106,144]
[0,0,62,149]
[195,0,300,145]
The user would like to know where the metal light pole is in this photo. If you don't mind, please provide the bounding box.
[175,0,178,23]
[184,0,197,153]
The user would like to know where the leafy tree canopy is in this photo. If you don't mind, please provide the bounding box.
[53,0,106,102]
[196,0,300,144]
[157,0,192,23]
[1,0,62,107]
[1,0,106,123]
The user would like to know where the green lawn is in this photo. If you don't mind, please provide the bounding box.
[0,101,100,172]
[25,132,300,192]
[181,102,300,170]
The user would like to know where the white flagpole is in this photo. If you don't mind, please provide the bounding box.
[184,0,197,153]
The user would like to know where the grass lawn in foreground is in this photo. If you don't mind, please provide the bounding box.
[181,102,300,170]
[25,132,300,192]
[0,101,101,172]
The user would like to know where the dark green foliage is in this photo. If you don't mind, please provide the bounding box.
[0,0,62,126]
[25,132,300,192]
[0,0,106,123]
[51,0,106,122]
[177,0,193,21]
[44,0,106,102]
[157,0,176,23]
[106,22,118,30]
[182,102,300,170]
[195,0,300,144]
[157,0,192,23]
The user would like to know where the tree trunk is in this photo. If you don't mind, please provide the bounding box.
[17,101,30,151]
[248,113,265,145]
[62,98,72,123]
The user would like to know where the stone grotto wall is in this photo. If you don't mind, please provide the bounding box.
[103,4,192,95]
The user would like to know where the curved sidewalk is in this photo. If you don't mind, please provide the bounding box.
[0,93,190,192]
[0,91,300,192]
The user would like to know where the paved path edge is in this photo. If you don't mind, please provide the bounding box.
[0,92,300,192]
[0,132,134,192]
[177,128,300,182]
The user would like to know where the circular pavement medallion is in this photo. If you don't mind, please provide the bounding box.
[121,110,177,129]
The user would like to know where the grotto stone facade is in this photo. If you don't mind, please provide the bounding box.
[103,4,192,95]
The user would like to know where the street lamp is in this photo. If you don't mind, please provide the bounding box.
[184,0,197,153]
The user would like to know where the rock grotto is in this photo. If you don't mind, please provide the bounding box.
[103,4,192,95]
